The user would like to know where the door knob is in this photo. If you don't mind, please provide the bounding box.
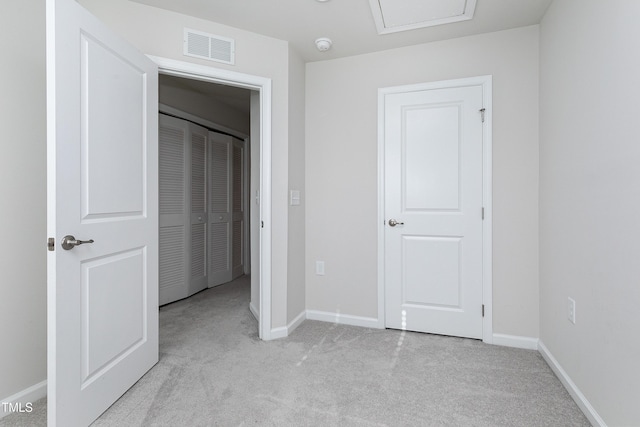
[61,235,95,250]
[388,219,404,227]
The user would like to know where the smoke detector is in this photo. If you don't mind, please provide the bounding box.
[315,38,333,52]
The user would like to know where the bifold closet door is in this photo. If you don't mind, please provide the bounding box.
[232,138,245,279]
[208,132,233,287]
[159,115,189,305]
[159,114,208,305]
[190,125,208,295]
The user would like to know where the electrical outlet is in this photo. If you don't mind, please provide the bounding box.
[568,297,576,324]
[315,261,325,276]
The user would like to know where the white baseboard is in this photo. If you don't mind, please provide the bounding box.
[0,380,47,419]
[271,310,381,339]
[249,301,259,322]
[538,341,607,427]
[306,310,381,329]
[492,333,539,350]
[287,310,306,334]
[270,325,287,340]
[270,310,306,340]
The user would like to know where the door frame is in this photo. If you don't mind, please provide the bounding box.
[150,56,273,341]
[376,75,493,343]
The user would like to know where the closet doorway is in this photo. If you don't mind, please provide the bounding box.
[157,73,259,322]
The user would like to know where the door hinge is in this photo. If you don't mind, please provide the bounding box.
[261,221,264,228]
[482,304,485,317]
[479,108,486,123]
[482,207,485,220]
[47,237,55,252]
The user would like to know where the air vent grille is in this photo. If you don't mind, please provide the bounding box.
[184,28,235,65]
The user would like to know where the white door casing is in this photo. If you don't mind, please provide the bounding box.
[46,0,158,425]
[150,57,274,341]
[378,77,493,341]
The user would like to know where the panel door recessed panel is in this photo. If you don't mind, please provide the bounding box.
[81,249,146,386]
[81,35,146,220]
[403,104,460,211]
[402,236,462,308]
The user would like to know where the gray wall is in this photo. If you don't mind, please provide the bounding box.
[305,26,540,339]
[286,46,306,325]
[0,0,47,403]
[539,1,640,425]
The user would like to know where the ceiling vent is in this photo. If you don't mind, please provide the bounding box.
[369,0,477,35]
[184,28,235,65]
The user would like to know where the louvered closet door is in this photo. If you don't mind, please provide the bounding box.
[232,138,245,279]
[159,115,189,305]
[190,125,208,295]
[208,132,233,286]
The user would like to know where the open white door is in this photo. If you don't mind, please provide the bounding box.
[46,0,158,425]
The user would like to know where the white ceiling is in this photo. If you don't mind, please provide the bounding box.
[131,0,552,62]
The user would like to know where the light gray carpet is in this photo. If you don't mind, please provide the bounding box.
[1,275,590,426]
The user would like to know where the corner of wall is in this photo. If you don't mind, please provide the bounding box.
[538,341,606,426]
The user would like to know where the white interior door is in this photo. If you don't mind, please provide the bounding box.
[383,84,484,339]
[46,0,158,425]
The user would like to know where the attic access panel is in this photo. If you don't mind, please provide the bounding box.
[369,0,477,34]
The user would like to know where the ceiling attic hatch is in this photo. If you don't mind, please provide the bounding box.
[369,0,477,35]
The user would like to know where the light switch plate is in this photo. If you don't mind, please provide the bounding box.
[290,190,301,206]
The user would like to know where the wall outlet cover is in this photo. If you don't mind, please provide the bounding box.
[315,261,325,276]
